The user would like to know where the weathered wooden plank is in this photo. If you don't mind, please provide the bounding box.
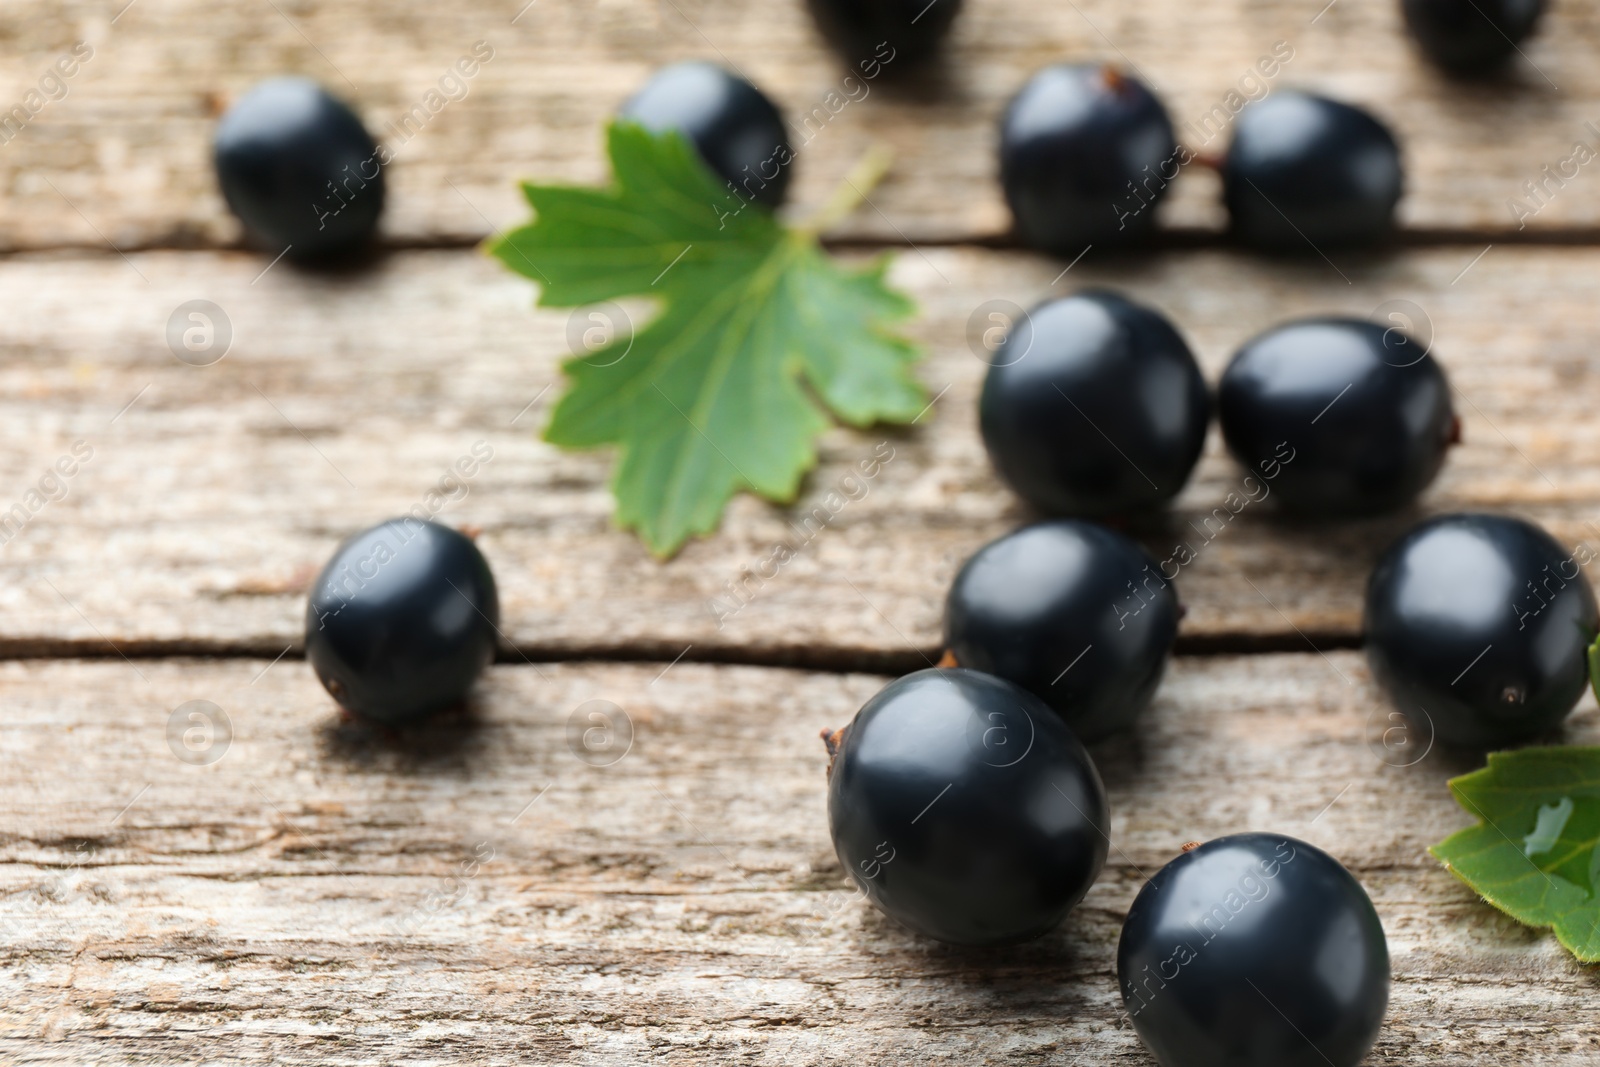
[3,0,1599,252]
[0,654,1594,1063]
[1,244,1594,660]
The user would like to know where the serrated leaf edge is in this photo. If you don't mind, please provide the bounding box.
[489,123,925,557]
[1430,747,1600,964]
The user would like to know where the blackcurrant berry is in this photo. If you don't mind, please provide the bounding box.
[214,77,385,260]
[804,0,962,70]
[1402,0,1547,73]
[1218,317,1454,515]
[826,668,1108,946]
[1365,513,1598,748]
[944,520,1177,742]
[1119,833,1390,1067]
[1222,91,1402,252]
[619,61,793,210]
[306,518,500,725]
[1000,64,1177,253]
[980,290,1209,516]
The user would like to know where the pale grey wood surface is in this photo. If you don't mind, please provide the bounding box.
[1,654,1595,1064]
[2,0,1598,252]
[5,1,1600,1062]
[0,245,1593,662]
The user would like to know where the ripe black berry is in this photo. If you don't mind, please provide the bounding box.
[306,518,500,725]
[1402,0,1546,72]
[944,521,1177,742]
[1000,64,1177,252]
[619,61,793,210]
[804,0,962,69]
[826,669,1108,946]
[1365,513,1598,748]
[1119,834,1390,1067]
[980,290,1209,516]
[1222,91,1402,252]
[1218,317,1454,515]
[214,77,385,260]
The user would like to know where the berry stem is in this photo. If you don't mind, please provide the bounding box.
[820,725,850,778]
[797,143,895,238]
[1100,65,1129,95]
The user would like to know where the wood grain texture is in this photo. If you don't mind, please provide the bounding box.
[1,244,1597,660]
[8,0,1600,1060]
[3,0,1600,252]
[1,653,1595,1064]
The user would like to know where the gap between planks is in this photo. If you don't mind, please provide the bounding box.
[0,632,1365,674]
[5,227,1600,259]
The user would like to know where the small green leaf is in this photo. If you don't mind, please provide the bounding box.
[1430,746,1600,962]
[1587,631,1600,706]
[490,121,925,557]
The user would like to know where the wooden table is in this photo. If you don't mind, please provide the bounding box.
[4,0,1599,1062]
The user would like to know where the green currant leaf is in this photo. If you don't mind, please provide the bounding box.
[490,121,925,557]
[1587,631,1600,707]
[1430,746,1600,962]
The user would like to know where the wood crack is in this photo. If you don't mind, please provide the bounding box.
[9,228,1600,260]
[0,634,1363,672]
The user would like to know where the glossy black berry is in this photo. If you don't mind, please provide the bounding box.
[306,519,500,725]
[1402,0,1546,72]
[1222,91,1402,252]
[619,61,793,210]
[1366,513,1598,748]
[826,669,1108,946]
[1120,834,1389,1067]
[803,0,963,70]
[980,290,1209,517]
[1000,64,1177,252]
[944,521,1177,742]
[214,77,384,260]
[1218,317,1454,516]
